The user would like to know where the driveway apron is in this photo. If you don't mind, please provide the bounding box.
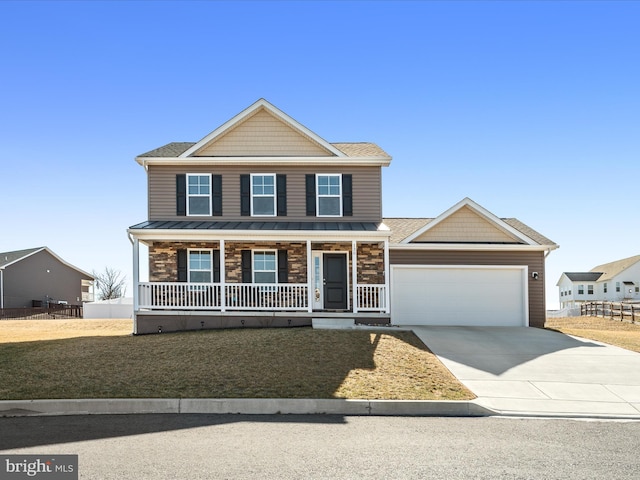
[410,326,640,418]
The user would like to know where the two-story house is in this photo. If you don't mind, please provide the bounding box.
[557,255,640,308]
[128,99,557,334]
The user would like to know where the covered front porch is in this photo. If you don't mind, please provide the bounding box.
[128,222,390,333]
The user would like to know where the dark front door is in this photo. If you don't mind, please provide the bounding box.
[323,253,348,310]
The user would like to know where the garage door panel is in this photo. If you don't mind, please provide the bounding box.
[391,266,527,327]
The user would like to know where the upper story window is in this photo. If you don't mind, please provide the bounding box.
[241,174,286,217]
[636,283,639,293]
[317,174,342,217]
[616,282,621,292]
[251,174,276,216]
[305,174,352,217]
[189,250,212,283]
[187,174,211,216]
[587,285,594,295]
[578,284,584,295]
[604,283,608,293]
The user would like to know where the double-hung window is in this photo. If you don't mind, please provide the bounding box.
[253,251,277,284]
[187,174,211,216]
[189,250,212,284]
[316,174,342,217]
[578,284,584,295]
[587,285,594,295]
[616,282,621,292]
[251,174,276,216]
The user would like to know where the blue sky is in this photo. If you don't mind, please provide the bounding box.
[1,1,638,309]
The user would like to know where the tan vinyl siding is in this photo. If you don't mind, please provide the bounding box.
[195,109,332,157]
[413,206,519,243]
[389,249,546,328]
[147,165,382,222]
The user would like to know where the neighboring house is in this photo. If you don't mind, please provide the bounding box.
[0,247,94,309]
[128,99,558,334]
[557,255,640,308]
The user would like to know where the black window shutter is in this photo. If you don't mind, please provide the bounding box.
[342,174,353,216]
[240,175,250,216]
[213,250,221,283]
[177,249,187,282]
[278,250,288,283]
[212,175,223,216]
[276,174,287,216]
[305,174,316,216]
[176,174,186,216]
[241,250,252,283]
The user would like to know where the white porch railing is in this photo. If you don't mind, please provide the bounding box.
[138,282,308,311]
[226,284,308,311]
[138,282,222,310]
[356,284,387,312]
[138,282,387,312]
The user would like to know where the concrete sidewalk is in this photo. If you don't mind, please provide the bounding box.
[411,326,640,419]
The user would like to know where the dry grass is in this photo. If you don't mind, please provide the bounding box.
[545,316,640,353]
[0,319,132,342]
[0,320,474,401]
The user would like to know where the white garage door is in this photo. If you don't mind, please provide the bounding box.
[391,266,528,326]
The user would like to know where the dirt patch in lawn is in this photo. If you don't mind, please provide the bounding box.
[0,320,474,401]
[545,316,640,353]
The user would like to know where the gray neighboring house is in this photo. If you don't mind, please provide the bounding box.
[0,247,94,309]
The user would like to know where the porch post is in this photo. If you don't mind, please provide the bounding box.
[352,240,358,313]
[132,237,139,334]
[307,240,312,312]
[220,239,226,312]
[384,238,390,314]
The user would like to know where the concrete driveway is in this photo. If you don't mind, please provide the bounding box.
[411,326,640,418]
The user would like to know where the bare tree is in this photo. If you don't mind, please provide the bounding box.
[93,267,127,300]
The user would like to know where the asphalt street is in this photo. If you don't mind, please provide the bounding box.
[1,414,639,479]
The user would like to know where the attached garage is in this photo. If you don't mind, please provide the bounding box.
[390,265,528,326]
[384,197,558,328]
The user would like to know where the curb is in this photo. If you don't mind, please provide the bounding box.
[0,399,494,417]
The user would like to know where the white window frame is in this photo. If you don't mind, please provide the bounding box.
[616,282,621,292]
[316,174,342,217]
[250,173,276,217]
[253,250,277,285]
[188,249,213,285]
[587,284,594,295]
[186,173,212,216]
[578,284,584,295]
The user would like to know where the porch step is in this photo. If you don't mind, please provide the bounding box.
[312,318,356,330]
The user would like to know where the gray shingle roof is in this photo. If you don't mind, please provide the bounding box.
[138,142,389,159]
[138,142,196,158]
[564,272,604,282]
[0,247,43,268]
[382,217,556,246]
[332,143,390,158]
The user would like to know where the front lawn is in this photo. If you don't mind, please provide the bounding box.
[545,316,640,353]
[0,320,474,401]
